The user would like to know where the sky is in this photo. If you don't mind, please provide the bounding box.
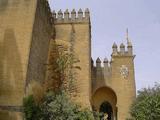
[48,0,160,91]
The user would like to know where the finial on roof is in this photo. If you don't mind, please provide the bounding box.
[96,57,101,63]
[126,28,129,44]
[112,42,118,55]
[78,8,83,20]
[120,43,125,48]
[65,9,69,14]
[104,57,108,63]
[71,9,76,21]
[85,8,90,13]
[71,9,76,13]
[126,28,132,47]
[52,10,56,18]
[120,43,125,54]
[112,42,117,48]
[64,9,69,20]
[85,8,90,20]
[78,8,83,13]
[57,9,63,20]
[52,10,56,14]
[58,9,63,14]
[128,41,132,47]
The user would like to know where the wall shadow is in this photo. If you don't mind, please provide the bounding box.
[0,28,23,102]
[0,0,8,13]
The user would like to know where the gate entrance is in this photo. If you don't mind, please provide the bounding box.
[91,87,117,120]
[99,101,113,120]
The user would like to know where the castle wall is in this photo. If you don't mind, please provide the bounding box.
[54,9,92,107]
[91,45,136,120]
[92,87,117,117]
[0,1,136,119]
[0,0,53,119]
[0,0,38,109]
[26,0,53,85]
[111,55,136,120]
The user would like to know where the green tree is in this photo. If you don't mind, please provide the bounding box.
[24,49,95,120]
[128,83,160,120]
[24,91,94,120]
[23,95,41,120]
[40,91,94,120]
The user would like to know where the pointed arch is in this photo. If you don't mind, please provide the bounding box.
[91,86,117,120]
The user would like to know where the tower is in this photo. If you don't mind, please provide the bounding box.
[91,30,136,120]
[111,39,136,119]
[52,9,92,107]
[0,1,137,119]
[0,0,53,119]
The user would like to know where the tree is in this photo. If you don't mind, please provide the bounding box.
[23,95,41,120]
[40,91,94,120]
[128,83,160,120]
[24,46,95,120]
[24,91,94,120]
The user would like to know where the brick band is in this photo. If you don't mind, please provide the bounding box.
[0,106,23,112]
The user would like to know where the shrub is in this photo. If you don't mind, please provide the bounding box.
[24,91,94,120]
[127,83,160,120]
[23,95,41,120]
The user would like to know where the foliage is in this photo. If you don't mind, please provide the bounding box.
[127,83,160,120]
[40,91,94,120]
[46,41,80,92]
[55,51,81,92]
[24,91,94,120]
[23,95,41,120]
[26,81,45,104]
[24,45,95,120]
[44,41,61,91]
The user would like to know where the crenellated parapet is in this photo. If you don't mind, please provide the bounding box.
[91,57,112,92]
[92,57,111,79]
[93,57,111,70]
[52,8,90,24]
[112,42,133,56]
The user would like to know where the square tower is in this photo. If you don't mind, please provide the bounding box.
[52,9,92,107]
[91,40,136,120]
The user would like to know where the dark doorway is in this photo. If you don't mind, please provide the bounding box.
[99,101,113,120]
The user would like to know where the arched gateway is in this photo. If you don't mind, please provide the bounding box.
[100,101,113,120]
[91,87,117,120]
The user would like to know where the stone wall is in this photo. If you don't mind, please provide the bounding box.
[0,0,53,119]
[0,0,37,109]
[91,43,136,120]
[0,0,37,119]
[111,55,136,120]
[26,0,53,85]
[53,9,92,108]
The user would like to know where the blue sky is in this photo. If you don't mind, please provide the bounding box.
[48,0,160,91]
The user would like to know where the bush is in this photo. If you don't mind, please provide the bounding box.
[24,91,94,120]
[23,95,41,120]
[24,45,94,120]
[128,83,160,120]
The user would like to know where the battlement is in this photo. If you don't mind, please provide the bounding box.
[92,57,111,79]
[53,8,90,24]
[91,57,111,89]
[92,57,111,68]
[112,42,133,56]
[91,40,134,86]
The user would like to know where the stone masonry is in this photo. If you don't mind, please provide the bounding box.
[0,0,53,119]
[53,9,136,120]
[0,1,136,120]
[53,9,92,108]
[91,41,136,120]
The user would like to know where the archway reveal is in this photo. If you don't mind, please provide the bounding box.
[91,87,117,120]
